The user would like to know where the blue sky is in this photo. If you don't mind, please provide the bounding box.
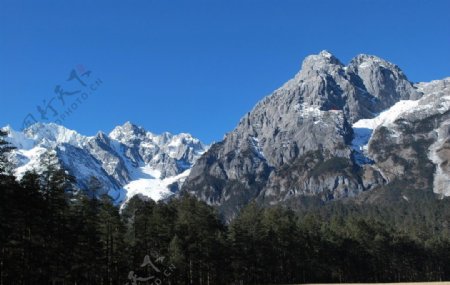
[1,0,449,143]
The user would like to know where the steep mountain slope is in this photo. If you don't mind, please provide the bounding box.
[182,51,448,219]
[4,122,207,203]
[364,78,450,196]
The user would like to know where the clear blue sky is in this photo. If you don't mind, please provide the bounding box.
[1,0,449,143]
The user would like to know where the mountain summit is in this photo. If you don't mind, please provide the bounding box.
[182,51,449,219]
[4,122,207,203]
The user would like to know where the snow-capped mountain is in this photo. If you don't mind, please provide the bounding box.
[3,51,449,219]
[3,122,207,204]
[182,50,450,219]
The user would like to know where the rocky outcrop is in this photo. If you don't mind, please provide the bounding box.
[367,78,450,195]
[182,51,445,219]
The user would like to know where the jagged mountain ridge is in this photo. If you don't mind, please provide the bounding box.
[4,122,207,203]
[182,50,449,219]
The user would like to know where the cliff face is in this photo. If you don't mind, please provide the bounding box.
[183,51,449,220]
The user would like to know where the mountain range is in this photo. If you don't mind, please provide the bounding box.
[3,51,450,219]
[4,121,207,204]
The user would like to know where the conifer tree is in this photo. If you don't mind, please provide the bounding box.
[0,129,15,176]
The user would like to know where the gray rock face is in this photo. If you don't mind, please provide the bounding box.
[5,122,207,203]
[85,131,130,185]
[367,78,450,195]
[182,51,442,219]
[348,54,421,112]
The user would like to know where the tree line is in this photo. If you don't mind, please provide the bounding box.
[1,130,449,284]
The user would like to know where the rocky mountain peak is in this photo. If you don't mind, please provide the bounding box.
[302,50,342,67]
[109,121,148,142]
[350,54,400,70]
[4,122,207,204]
[297,50,343,78]
[91,131,112,147]
[348,53,421,107]
[24,122,87,148]
[182,51,447,220]
[95,131,108,140]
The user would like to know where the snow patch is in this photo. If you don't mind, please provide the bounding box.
[250,136,266,160]
[4,126,35,150]
[122,165,190,203]
[353,100,419,130]
[352,100,419,165]
[13,147,49,179]
[359,61,371,69]
[428,122,450,197]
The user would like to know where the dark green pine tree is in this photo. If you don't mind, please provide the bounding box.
[17,171,48,283]
[0,129,15,176]
[37,150,75,282]
[121,195,156,272]
[98,194,128,284]
[0,129,18,284]
[69,179,104,284]
[260,206,304,284]
[228,202,267,284]
[169,195,227,285]
[0,177,24,284]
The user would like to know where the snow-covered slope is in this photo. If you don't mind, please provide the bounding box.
[352,100,419,163]
[352,77,450,196]
[123,166,191,202]
[3,122,208,204]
